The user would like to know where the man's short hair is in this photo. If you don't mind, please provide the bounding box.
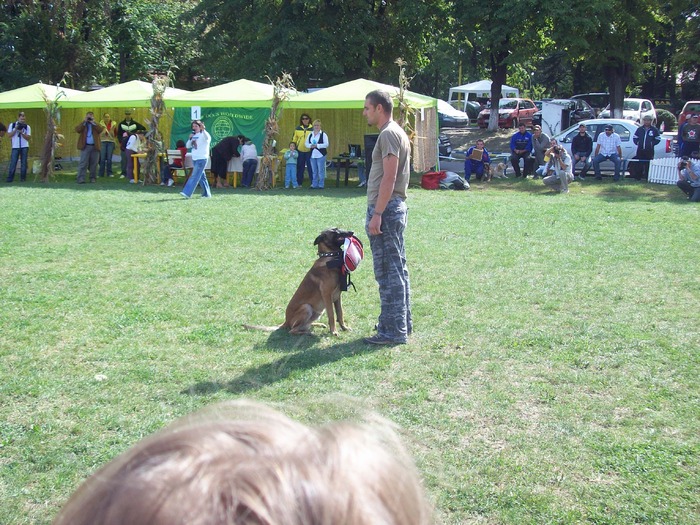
[366,90,394,114]
[604,125,613,131]
[53,400,433,525]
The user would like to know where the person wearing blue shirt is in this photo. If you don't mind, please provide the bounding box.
[509,124,534,178]
[463,139,491,182]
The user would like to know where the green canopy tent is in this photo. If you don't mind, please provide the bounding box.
[281,79,438,172]
[0,83,85,168]
[56,80,189,160]
[165,79,276,148]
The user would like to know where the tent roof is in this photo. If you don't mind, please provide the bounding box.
[61,80,189,108]
[0,83,84,109]
[448,80,519,99]
[167,79,275,108]
[285,78,437,109]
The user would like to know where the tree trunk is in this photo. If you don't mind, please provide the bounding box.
[488,52,508,132]
[604,62,631,120]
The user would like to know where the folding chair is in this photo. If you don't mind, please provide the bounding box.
[166,150,188,184]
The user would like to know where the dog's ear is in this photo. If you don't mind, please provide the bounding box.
[314,234,324,246]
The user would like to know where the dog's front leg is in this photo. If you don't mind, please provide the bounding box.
[334,297,350,331]
[322,292,338,336]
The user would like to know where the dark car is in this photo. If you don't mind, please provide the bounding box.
[532,98,596,127]
[477,98,538,128]
[570,93,609,116]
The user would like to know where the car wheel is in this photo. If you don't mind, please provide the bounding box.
[511,119,518,129]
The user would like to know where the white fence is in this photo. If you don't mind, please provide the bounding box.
[648,157,681,185]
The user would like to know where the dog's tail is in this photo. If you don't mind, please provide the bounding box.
[243,324,282,332]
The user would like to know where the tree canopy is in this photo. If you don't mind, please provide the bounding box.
[0,0,696,112]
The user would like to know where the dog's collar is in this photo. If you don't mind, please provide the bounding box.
[318,251,343,258]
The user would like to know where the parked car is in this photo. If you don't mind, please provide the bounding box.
[533,98,596,128]
[534,98,552,111]
[678,100,700,127]
[553,118,675,173]
[477,98,538,128]
[437,99,470,127]
[571,93,610,116]
[598,98,657,125]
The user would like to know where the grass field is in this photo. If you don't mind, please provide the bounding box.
[1,172,698,524]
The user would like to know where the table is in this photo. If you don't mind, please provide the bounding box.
[225,156,280,188]
[332,156,361,187]
[131,152,164,184]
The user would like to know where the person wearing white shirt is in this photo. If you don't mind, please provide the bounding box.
[305,119,330,189]
[592,125,623,181]
[240,138,258,188]
[6,111,31,183]
[124,130,144,183]
[181,120,212,198]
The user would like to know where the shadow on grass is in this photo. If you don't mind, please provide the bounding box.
[181,337,379,396]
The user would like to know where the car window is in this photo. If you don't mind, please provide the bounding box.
[685,103,700,113]
[613,124,631,141]
[623,100,640,111]
[500,99,518,109]
[642,101,651,111]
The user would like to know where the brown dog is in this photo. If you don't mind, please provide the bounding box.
[245,228,352,336]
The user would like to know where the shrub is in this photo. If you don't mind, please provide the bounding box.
[656,109,677,131]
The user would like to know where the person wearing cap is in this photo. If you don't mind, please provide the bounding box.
[677,113,700,158]
[571,124,593,180]
[75,111,105,184]
[592,124,623,181]
[630,115,661,180]
[676,155,700,202]
[118,111,146,177]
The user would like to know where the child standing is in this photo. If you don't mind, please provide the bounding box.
[284,142,299,188]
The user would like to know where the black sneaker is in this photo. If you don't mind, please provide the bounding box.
[363,334,406,345]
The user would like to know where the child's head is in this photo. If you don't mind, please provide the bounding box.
[53,400,433,525]
[289,142,296,150]
[175,139,186,148]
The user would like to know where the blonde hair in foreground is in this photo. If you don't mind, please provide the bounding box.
[53,400,433,525]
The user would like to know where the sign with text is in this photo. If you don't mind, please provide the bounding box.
[172,107,268,149]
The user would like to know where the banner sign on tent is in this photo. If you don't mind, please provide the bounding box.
[172,107,268,149]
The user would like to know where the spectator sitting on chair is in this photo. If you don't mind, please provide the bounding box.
[630,115,661,181]
[509,123,534,178]
[676,155,700,202]
[463,139,490,182]
[592,124,622,181]
[571,124,593,180]
[160,139,187,187]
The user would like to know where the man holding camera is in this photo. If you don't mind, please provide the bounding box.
[75,111,104,184]
[6,111,31,183]
[542,141,574,193]
[676,155,700,202]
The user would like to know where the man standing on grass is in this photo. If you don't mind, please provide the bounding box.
[362,90,412,345]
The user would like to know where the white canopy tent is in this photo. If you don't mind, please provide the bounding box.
[448,80,519,112]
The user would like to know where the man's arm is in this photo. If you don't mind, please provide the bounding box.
[367,154,399,236]
[594,143,601,156]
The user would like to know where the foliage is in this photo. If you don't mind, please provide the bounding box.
[0,176,698,524]
[655,108,677,131]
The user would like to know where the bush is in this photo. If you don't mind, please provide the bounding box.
[656,109,677,132]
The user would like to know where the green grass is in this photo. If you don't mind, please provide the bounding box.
[1,172,698,524]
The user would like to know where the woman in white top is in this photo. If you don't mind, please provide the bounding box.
[125,130,144,183]
[181,120,212,199]
[240,138,258,188]
[305,119,329,189]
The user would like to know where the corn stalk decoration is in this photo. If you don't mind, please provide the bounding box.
[140,75,172,185]
[395,58,415,141]
[40,75,69,183]
[256,72,295,190]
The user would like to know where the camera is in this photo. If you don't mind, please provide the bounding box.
[679,161,687,170]
[87,117,93,122]
[15,121,27,131]
[552,146,562,155]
